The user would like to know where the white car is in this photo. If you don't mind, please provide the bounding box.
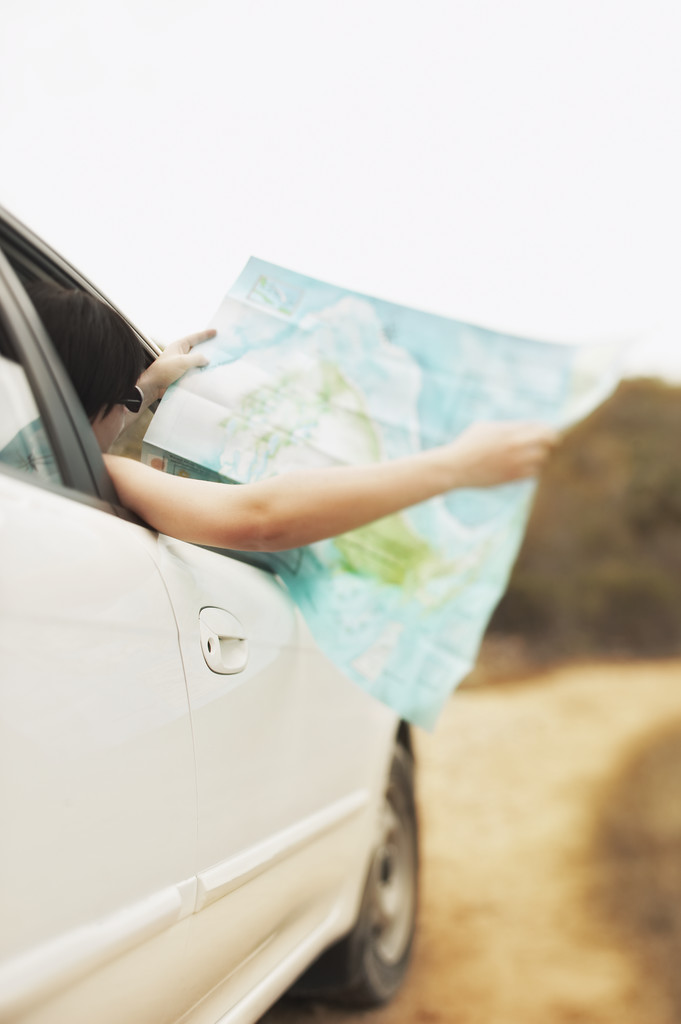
[0,207,418,1024]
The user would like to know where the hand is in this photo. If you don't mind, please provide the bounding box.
[138,329,216,404]
[450,421,559,487]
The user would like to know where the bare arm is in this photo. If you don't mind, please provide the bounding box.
[105,421,557,552]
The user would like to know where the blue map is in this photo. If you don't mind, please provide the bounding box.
[143,258,621,729]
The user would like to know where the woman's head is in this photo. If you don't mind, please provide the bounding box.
[26,280,145,423]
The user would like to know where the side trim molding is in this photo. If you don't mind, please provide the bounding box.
[196,789,370,910]
[0,883,189,1017]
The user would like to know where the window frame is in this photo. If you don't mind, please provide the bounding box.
[0,206,157,522]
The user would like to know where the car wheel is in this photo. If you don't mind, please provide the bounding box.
[293,740,418,1006]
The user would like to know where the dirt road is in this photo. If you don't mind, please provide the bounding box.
[261,659,681,1024]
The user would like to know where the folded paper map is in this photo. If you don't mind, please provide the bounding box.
[143,258,622,729]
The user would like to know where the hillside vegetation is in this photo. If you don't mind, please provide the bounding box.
[489,378,681,660]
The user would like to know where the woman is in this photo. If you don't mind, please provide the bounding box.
[28,280,558,551]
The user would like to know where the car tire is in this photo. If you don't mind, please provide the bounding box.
[293,739,418,1007]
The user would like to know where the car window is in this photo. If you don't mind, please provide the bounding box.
[0,351,63,485]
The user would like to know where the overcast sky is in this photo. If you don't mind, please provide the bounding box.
[2,0,680,377]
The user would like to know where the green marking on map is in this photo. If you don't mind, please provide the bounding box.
[333,516,440,589]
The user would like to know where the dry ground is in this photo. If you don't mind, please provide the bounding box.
[261,658,681,1024]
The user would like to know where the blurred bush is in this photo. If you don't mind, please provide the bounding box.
[489,378,681,660]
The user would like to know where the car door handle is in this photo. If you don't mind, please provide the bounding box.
[199,607,248,675]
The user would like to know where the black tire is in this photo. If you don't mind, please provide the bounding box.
[293,740,418,1007]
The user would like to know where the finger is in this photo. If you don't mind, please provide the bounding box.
[163,352,209,380]
[177,329,217,350]
[517,422,557,441]
[185,349,210,368]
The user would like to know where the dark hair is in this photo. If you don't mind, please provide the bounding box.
[26,280,145,420]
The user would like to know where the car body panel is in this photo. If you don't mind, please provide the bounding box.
[0,206,408,1024]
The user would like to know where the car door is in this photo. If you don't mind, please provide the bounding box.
[147,530,398,1020]
[0,256,198,1024]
